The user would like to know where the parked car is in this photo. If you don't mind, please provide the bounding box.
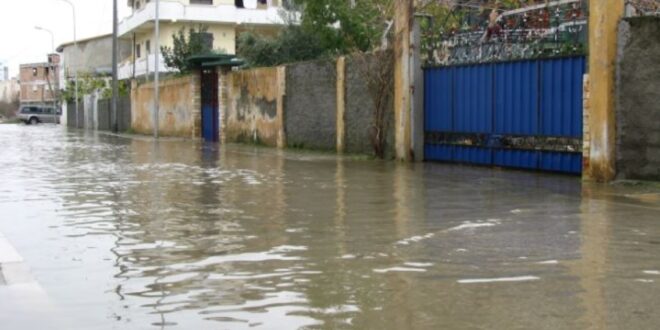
[17,105,61,124]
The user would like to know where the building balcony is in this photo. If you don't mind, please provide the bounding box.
[118,0,286,38]
[118,53,174,80]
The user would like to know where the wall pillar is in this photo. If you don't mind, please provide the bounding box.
[336,56,346,153]
[191,70,202,140]
[393,0,413,161]
[586,0,625,182]
[276,66,287,149]
[218,68,229,144]
[410,17,424,162]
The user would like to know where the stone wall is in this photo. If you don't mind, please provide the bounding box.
[344,52,395,157]
[285,60,337,150]
[131,74,199,138]
[616,17,660,180]
[222,67,285,147]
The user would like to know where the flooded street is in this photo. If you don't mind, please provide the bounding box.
[1,124,659,329]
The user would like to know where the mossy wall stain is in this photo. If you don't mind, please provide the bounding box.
[131,76,196,137]
[616,17,660,180]
[224,67,282,147]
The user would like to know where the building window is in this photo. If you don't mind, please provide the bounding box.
[193,32,214,51]
[146,40,151,54]
[235,0,244,8]
[32,68,38,77]
[191,0,213,4]
[136,44,141,58]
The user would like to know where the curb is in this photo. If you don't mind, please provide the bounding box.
[0,231,34,286]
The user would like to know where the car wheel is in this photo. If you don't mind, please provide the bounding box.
[29,117,39,125]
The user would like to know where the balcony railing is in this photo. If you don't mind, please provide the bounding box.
[118,0,286,37]
[118,53,174,80]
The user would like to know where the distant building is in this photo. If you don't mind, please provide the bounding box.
[118,0,289,79]
[19,54,61,108]
[56,34,133,80]
[0,62,9,81]
[0,78,19,104]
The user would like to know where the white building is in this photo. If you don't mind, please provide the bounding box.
[0,62,9,81]
[118,0,289,79]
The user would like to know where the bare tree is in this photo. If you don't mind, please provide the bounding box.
[352,50,394,158]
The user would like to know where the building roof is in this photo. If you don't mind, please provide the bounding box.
[56,34,113,52]
[186,54,244,68]
[19,62,52,68]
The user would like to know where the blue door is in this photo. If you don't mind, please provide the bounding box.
[201,69,219,142]
[424,56,586,174]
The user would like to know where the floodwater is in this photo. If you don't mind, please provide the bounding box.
[0,124,659,330]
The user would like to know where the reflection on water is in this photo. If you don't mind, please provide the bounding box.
[0,125,659,329]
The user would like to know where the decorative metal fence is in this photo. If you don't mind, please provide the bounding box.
[420,0,588,66]
[626,0,660,16]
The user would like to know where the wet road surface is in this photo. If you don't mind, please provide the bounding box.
[0,124,659,329]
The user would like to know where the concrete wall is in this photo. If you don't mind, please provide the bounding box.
[221,54,395,157]
[285,60,337,150]
[616,17,660,180]
[131,74,200,137]
[222,66,285,147]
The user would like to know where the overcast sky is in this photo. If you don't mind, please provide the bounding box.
[0,0,132,78]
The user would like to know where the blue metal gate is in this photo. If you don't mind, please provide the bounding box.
[424,56,585,174]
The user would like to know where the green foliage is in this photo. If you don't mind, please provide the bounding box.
[238,26,326,67]
[60,74,129,103]
[100,81,130,100]
[294,0,392,53]
[161,25,221,73]
[238,0,394,67]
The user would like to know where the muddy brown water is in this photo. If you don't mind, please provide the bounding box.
[0,125,659,329]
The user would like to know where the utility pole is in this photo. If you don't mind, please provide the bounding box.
[154,0,160,138]
[112,0,119,132]
[58,0,78,129]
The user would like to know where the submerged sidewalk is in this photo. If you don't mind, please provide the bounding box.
[0,231,65,328]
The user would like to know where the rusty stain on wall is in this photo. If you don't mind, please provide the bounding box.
[131,75,197,138]
[582,74,591,175]
[223,67,285,147]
